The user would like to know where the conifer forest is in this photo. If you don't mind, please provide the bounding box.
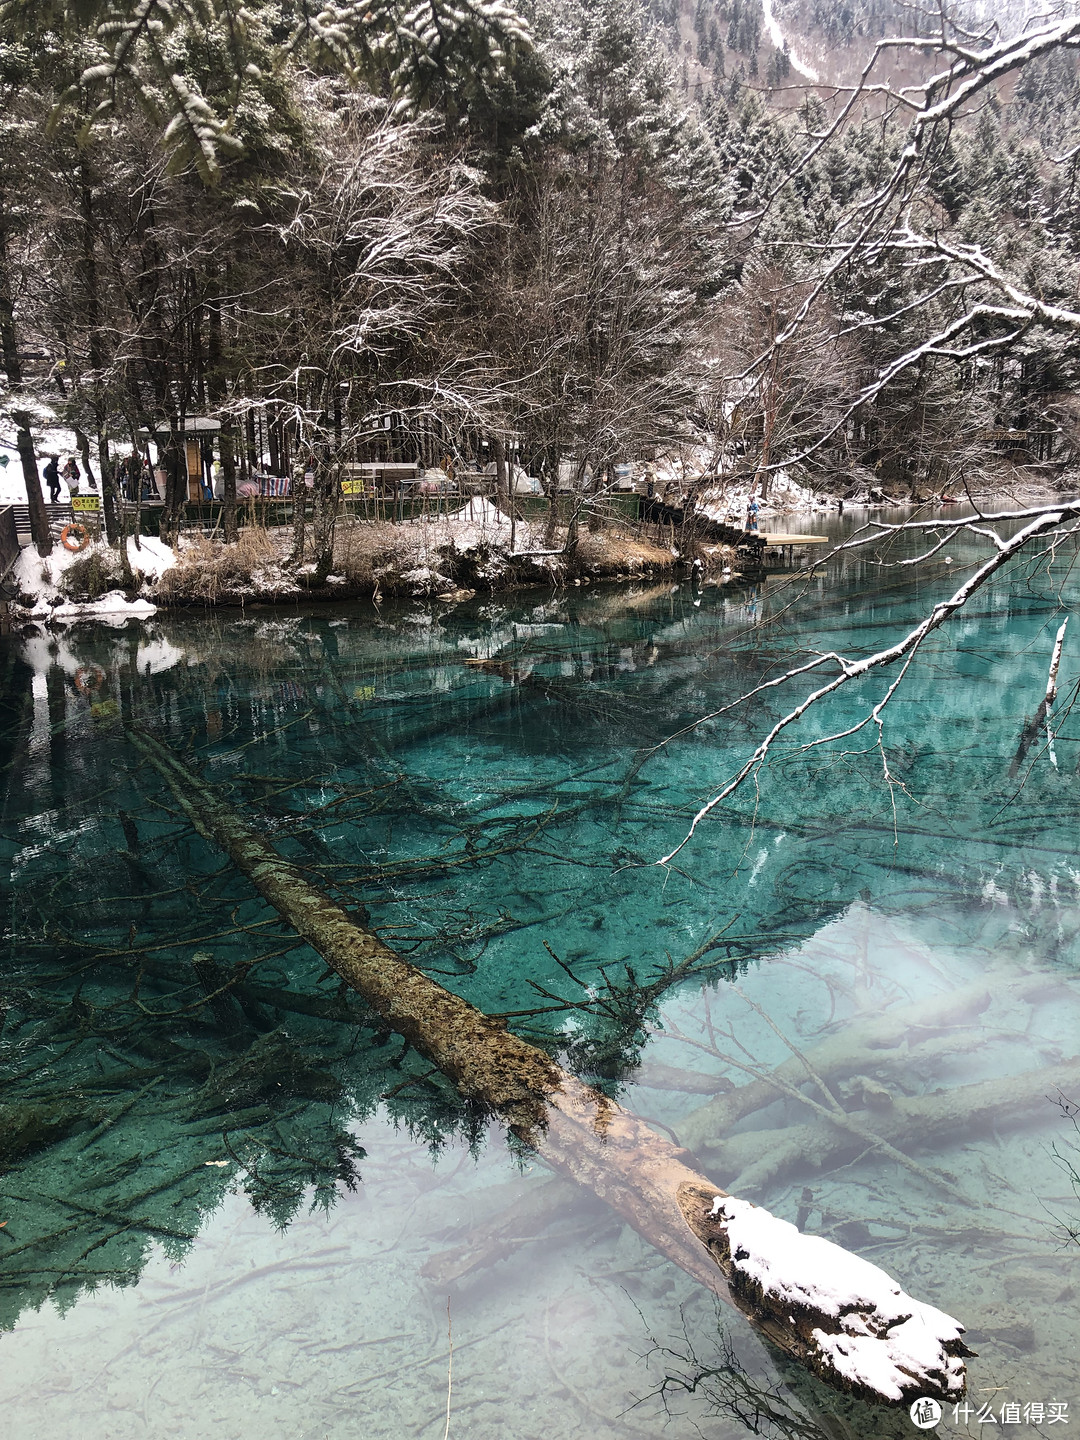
[5,0,1080,1437]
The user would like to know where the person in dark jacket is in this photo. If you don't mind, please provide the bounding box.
[43,456,61,503]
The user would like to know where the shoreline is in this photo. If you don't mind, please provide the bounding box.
[7,477,1077,625]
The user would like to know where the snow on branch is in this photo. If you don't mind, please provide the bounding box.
[728,10,1080,463]
[657,509,1076,864]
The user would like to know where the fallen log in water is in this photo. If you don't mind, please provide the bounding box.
[420,1175,608,1286]
[692,1058,1080,1195]
[678,974,1057,1156]
[125,722,973,1407]
[418,989,1046,1284]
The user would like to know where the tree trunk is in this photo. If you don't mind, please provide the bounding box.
[493,433,509,511]
[78,160,129,556]
[160,429,185,544]
[124,722,972,1409]
[0,217,22,386]
[205,273,238,546]
[96,434,123,555]
[542,446,561,546]
[13,414,51,557]
[565,457,589,556]
[311,454,339,582]
[221,424,238,545]
[268,407,282,475]
[245,407,257,469]
[290,452,307,566]
[3,223,52,557]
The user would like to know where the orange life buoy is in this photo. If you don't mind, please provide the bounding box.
[74,664,106,694]
[61,523,91,553]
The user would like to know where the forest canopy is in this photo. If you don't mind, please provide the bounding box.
[3,0,1080,528]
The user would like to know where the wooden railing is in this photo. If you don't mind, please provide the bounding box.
[124,488,643,533]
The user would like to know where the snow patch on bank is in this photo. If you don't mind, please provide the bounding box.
[368,497,547,594]
[20,588,157,622]
[435,496,515,551]
[700,470,830,525]
[12,536,173,621]
[710,1195,967,1402]
[126,536,176,579]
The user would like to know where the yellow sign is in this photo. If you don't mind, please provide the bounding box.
[341,478,365,496]
[71,495,101,512]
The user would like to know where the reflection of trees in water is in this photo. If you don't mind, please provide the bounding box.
[4,574,1080,1381]
[0,599,801,1336]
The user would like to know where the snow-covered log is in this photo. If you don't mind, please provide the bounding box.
[683,1188,969,1404]
[127,723,973,1406]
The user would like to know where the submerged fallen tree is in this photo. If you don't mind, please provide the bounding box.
[693,1056,1080,1197]
[126,721,973,1407]
[677,972,1060,1157]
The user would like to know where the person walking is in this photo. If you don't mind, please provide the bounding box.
[61,456,81,495]
[43,455,61,504]
[141,460,160,501]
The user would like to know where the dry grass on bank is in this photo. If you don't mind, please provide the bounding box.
[573,528,675,574]
[152,516,681,605]
[156,529,291,604]
[333,519,429,589]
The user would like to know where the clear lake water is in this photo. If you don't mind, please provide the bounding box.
[1,507,1079,1438]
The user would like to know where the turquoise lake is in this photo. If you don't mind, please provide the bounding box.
[1,508,1079,1438]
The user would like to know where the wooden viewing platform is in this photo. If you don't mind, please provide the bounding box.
[752,532,830,567]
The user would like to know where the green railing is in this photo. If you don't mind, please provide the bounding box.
[124,491,643,535]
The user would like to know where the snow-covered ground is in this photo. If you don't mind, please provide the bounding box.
[0,428,86,503]
[433,495,517,550]
[369,497,540,595]
[700,470,835,525]
[123,535,176,579]
[761,0,820,83]
[653,449,837,517]
[11,535,175,621]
